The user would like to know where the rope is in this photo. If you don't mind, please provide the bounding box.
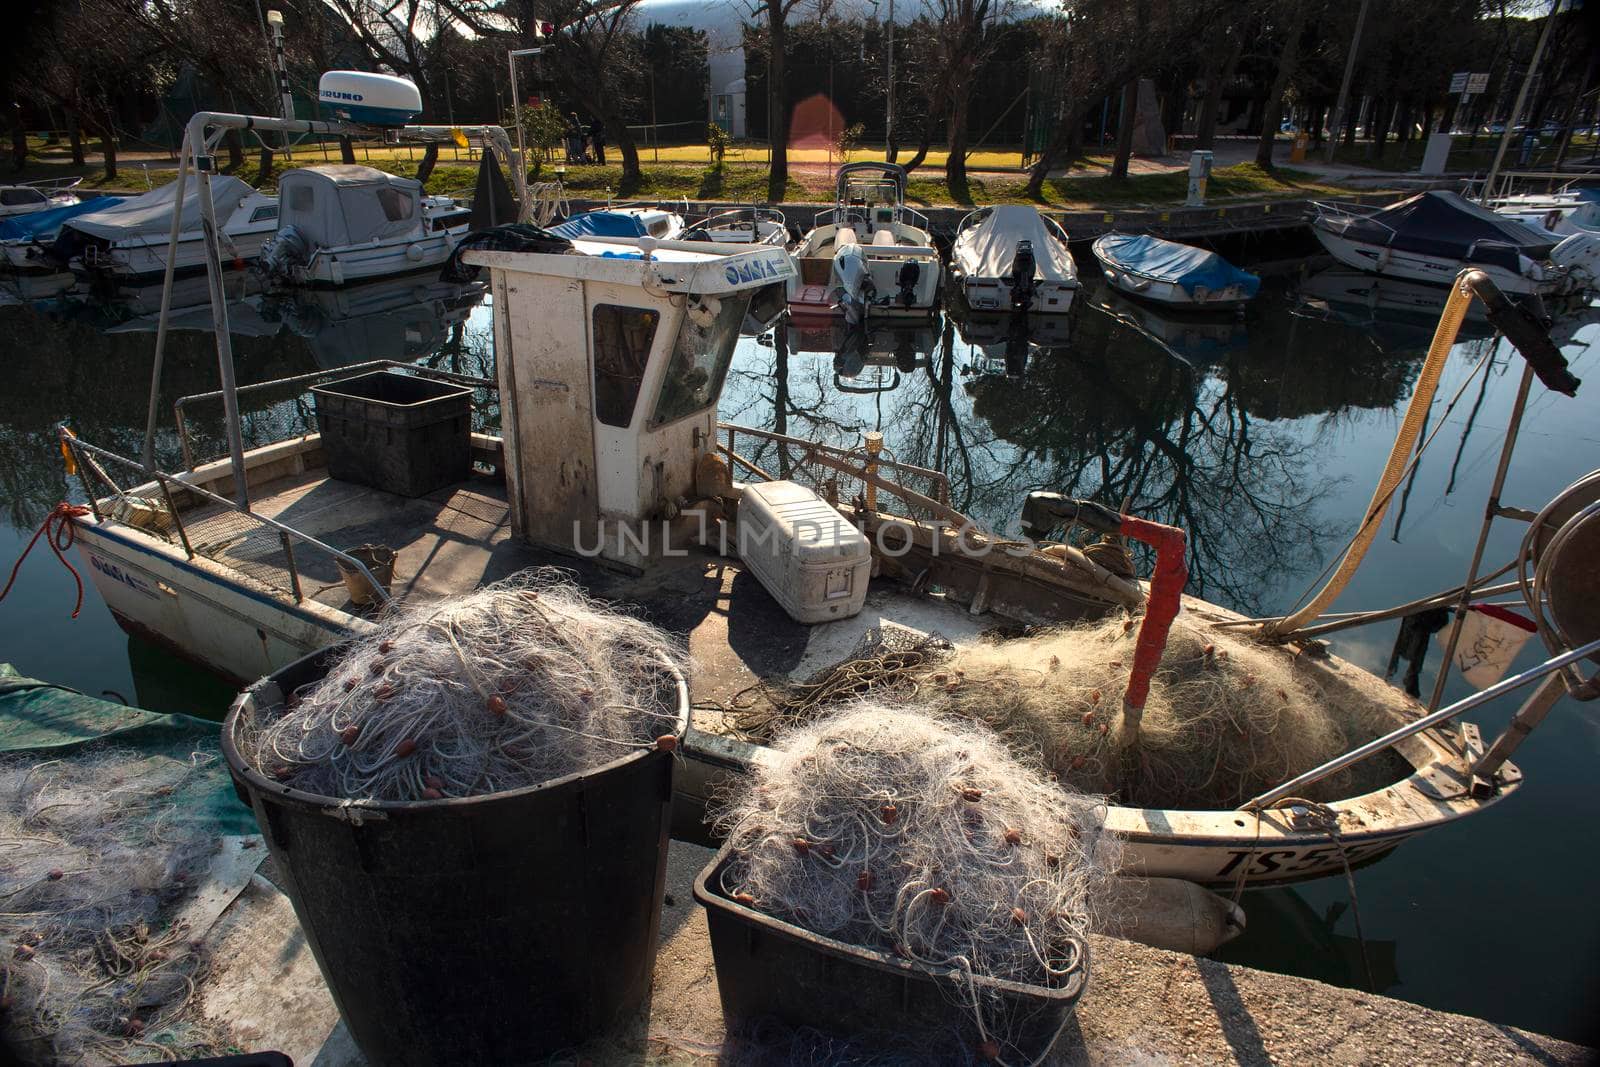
[0,504,92,619]
[1265,276,1474,637]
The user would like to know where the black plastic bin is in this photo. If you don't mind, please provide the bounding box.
[221,645,688,1066]
[312,370,472,498]
[694,846,1089,1063]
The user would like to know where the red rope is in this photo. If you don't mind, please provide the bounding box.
[0,503,93,619]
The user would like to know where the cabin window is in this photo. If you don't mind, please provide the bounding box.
[250,205,279,223]
[592,304,659,428]
[649,292,746,429]
[646,217,672,238]
[376,186,414,222]
[289,185,315,213]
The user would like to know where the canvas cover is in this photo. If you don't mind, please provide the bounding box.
[1095,233,1260,297]
[64,176,253,240]
[550,211,651,240]
[277,165,423,249]
[1324,190,1558,262]
[953,206,1078,284]
[0,196,122,242]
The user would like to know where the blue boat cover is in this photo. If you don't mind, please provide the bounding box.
[0,196,124,242]
[549,211,648,240]
[1096,233,1260,298]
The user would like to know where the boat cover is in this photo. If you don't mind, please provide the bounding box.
[953,206,1077,283]
[549,211,651,240]
[276,165,422,249]
[64,176,254,240]
[0,196,122,242]
[1094,233,1260,298]
[1320,190,1557,264]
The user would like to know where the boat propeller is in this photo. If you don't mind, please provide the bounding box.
[896,260,921,308]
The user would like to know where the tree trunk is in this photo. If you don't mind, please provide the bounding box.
[1344,98,1359,147]
[97,118,117,182]
[9,123,24,171]
[901,115,935,173]
[416,141,440,185]
[68,112,84,165]
[1255,4,1306,171]
[945,80,972,202]
[225,130,244,172]
[1024,100,1091,199]
[766,0,788,203]
[340,136,356,164]
[256,146,275,186]
[605,100,642,191]
[1110,80,1137,180]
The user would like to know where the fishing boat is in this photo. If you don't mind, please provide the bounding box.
[255,165,470,287]
[1,196,126,273]
[682,206,791,247]
[49,111,1600,894]
[550,206,686,242]
[787,162,941,323]
[0,177,80,219]
[46,176,279,283]
[1091,232,1259,311]
[950,205,1078,314]
[1309,190,1600,297]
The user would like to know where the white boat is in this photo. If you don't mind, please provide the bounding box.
[1091,232,1259,311]
[787,162,942,322]
[0,178,80,219]
[682,206,790,247]
[1310,190,1600,297]
[549,206,686,242]
[950,205,1078,314]
[2,195,126,274]
[1489,187,1600,237]
[256,165,470,287]
[52,176,279,282]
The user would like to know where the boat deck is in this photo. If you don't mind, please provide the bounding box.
[178,468,993,710]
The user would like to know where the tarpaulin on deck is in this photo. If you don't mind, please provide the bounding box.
[0,664,255,835]
[0,197,124,242]
[549,211,650,240]
[1094,233,1261,298]
[63,176,254,240]
[953,206,1078,284]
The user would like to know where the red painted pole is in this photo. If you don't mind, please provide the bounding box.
[1116,514,1188,737]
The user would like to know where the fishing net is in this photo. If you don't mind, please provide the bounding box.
[732,617,1405,810]
[237,571,687,802]
[0,750,226,1065]
[713,705,1118,1060]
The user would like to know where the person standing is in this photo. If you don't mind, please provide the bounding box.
[566,112,586,164]
[588,117,607,166]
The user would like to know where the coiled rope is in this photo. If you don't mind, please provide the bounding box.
[0,504,93,618]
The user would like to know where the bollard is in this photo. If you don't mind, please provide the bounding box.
[1185,150,1212,207]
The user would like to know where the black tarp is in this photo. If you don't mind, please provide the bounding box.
[1323,191,1558,265]
[468,151,518,231]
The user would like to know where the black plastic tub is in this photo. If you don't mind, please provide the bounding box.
[222,645,688,1066]
[693,846,1090,1063]
[312,370,472,497]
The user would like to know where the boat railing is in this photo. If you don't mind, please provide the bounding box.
[718,423,958,525]
[59,429,393,610]
[172,360,498,472]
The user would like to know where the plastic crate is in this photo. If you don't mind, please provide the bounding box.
[693,845,1089,1062]
[312,371,471,498]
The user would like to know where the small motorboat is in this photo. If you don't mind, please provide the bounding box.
[682,206,790,247]
[256,165,470,287]
[1489,186,1600,238]
[549,206,685,242]
[1,195,124,273]
[47,176,279,282]
[0,178,80,219]
[787,162,941,323]
[950,205,1078,314]
[1310,190,1600,297]
[1091,232,1259,311]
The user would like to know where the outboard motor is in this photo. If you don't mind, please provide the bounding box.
[832,242,874,326]
[1008,239,1037,312]
[256,226,309,282]
[896,260,921,308]
[1550,232,1600,295]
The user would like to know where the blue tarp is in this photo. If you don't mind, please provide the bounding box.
[0,197,124,242]
[549,211,649,240]
[1095,233,1260,298]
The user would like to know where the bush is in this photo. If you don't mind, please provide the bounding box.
[707,122,732,167]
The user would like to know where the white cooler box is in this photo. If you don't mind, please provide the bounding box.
[737,480,872,624]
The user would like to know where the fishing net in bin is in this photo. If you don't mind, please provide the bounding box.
[713,704,1119,1062]
[236,571,687,802]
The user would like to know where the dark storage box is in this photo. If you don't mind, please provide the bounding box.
[222,646,688,1067]
[693,846,1089,1063]
[313,371,471,498]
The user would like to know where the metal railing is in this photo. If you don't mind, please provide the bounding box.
[61,429,392,609]
[173,360,497,471]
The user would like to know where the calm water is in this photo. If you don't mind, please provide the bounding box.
[2,251,1597,1045]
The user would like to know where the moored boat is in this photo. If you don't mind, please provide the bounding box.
[951,205,1079,314]
[1091,232,1259,311]
[0,178,80,219]
[787,162,941,323]
[550,205,686,242]
[1,196,125,274]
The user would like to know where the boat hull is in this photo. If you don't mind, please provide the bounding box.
[953,274,1078,314]
[1311,223,1552,296]
[291,230,465,287]
[74,227,277,283]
